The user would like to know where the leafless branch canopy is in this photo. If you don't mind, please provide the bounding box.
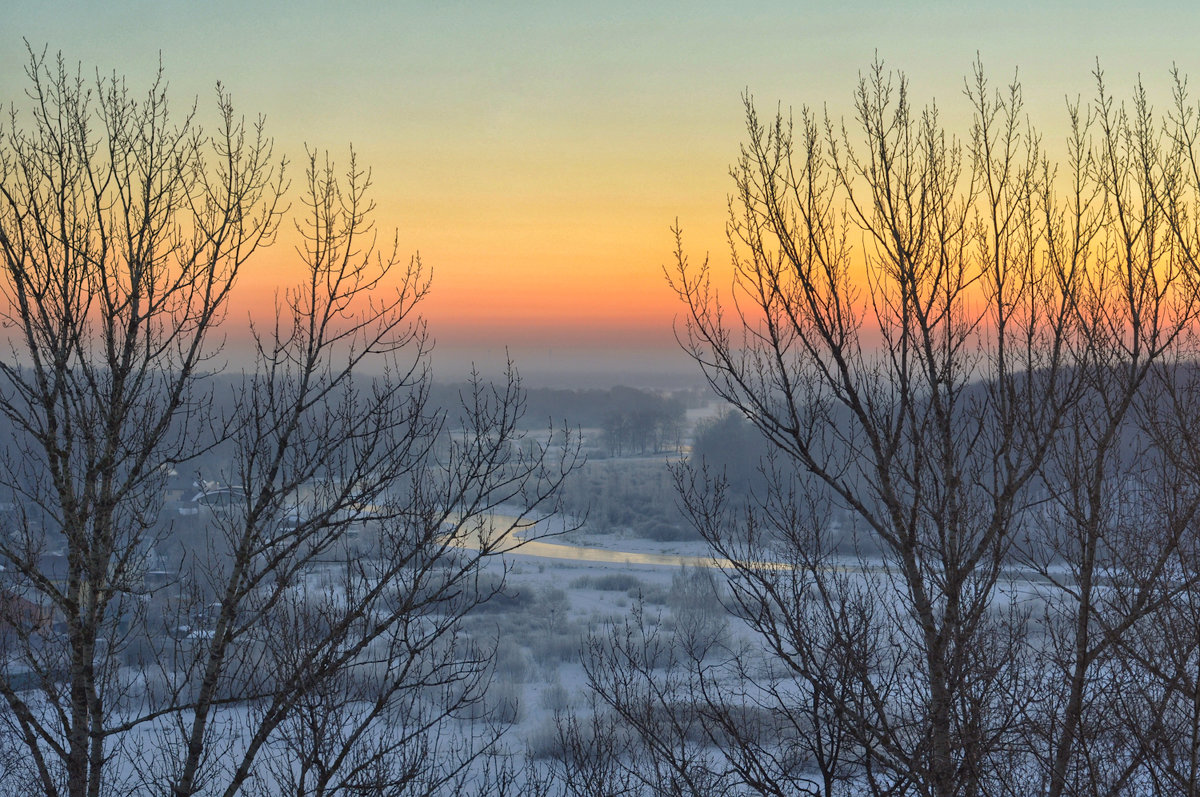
[0,46,581,797]
[571,59,1200,797]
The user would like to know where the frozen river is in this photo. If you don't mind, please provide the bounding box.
[450,513,744,569]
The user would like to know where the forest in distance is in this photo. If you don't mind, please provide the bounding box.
[7,40,1200,797]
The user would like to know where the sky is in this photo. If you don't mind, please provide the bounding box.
[5,1,1200,385]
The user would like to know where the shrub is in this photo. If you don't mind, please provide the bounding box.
[574,573,643,592]
[637,520,699,542]
[540,682,571,712]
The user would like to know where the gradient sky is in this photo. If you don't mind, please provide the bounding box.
[5,1,1200,384]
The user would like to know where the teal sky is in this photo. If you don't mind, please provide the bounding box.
[5,2,1200,384]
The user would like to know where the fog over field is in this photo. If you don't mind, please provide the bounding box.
[430,344,703,391]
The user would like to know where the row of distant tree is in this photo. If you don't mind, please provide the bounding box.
[430,383,698,457]
[596,386,686,456]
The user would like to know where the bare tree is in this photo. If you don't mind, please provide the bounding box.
[653,59,1087,796]
[619,58,1200,797]
[512,58,1197,797]
[1113,362,1200,796]
[1006,68,1200,797]
[0,45,284,797]
[0,47,580,797]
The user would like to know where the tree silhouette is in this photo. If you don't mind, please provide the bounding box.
[0,46,580,797]
[574,60,1200,796]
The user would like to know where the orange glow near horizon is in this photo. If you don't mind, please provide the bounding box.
[9,4,1200,383]
[227,185,730,360]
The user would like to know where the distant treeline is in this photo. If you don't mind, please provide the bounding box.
[431,383,710,456]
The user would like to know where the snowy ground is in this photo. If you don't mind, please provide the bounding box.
[458,514,724,759]
[470,507,1069,763]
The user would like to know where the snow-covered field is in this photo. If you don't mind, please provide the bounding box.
[461,520,712,755]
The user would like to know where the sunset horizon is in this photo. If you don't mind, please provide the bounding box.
[10,2,1199,388]
[12,5,1200,795]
